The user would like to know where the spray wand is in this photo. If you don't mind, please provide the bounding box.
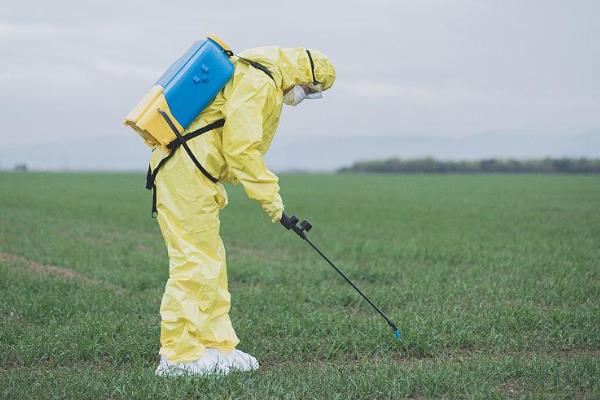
[281,213,401,340]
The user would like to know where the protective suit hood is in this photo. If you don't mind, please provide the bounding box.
[238,47,336,93]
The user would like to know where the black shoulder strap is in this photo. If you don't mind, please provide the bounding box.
[237,56,275,82]
[145,151,176,217]
[222,44,275,83]
[166,118,225,151]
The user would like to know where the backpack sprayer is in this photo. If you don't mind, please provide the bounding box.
[281,213,401,340]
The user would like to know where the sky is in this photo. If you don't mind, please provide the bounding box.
[0,0,599,170]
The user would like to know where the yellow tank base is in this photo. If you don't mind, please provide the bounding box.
[123,85,183,149]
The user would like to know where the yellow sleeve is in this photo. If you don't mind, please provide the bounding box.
[222,71,284,222]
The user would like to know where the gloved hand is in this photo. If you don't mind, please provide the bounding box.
[261,193,284,223]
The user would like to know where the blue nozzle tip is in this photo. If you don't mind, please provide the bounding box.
[394,329,401,340]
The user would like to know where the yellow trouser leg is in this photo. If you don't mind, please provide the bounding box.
[153,151,238,364]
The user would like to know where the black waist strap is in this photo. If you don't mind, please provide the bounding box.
[145,117,225,217]
[166,118,225,151]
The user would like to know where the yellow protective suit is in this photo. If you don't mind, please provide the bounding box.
[150,46,336,363]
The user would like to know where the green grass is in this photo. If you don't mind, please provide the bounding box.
[0,172,599,399]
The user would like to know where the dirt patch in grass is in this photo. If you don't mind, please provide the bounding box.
[0,252,82,279]
[497,377,586,399]
[0,252,125,294]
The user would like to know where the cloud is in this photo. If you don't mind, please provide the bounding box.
[338,80,435,100]
[94,60,161,81]
[0,22,76,37]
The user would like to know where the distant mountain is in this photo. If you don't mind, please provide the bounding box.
[266,132,600,171]
[0,135,149,171]
[1,132,599,172]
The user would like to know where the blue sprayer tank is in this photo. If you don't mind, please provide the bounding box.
[124,34,234,149]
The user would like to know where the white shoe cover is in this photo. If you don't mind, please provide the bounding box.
[155,348,259,377]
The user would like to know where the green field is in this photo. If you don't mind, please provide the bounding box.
[1,172,599,399]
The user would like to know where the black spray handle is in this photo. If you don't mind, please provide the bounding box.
[280,213,312,238]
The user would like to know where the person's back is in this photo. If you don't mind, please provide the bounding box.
[150,44,335,377]
[150,46,335,185]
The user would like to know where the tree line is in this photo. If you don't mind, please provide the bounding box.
[338,158,600,174]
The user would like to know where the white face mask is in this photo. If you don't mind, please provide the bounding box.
[282,83,323,106]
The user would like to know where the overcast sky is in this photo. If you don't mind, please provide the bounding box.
[0,0,599,169]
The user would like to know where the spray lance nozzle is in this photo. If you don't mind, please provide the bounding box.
[280,212,401,341]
